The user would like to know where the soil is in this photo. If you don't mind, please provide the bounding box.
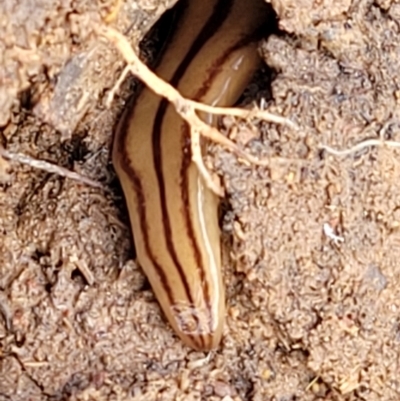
[1,0,400,400]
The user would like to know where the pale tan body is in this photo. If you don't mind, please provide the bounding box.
[113,0,268,350]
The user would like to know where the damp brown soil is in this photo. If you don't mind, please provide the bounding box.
[1,0,400,400]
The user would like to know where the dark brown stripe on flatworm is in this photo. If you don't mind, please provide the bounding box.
[115,104,188,331]
[152,0,235,342]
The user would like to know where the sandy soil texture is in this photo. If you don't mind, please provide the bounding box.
[1,0,400,400]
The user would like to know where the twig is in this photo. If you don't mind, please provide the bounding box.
[96,24,297,196]
[0,147,103,189]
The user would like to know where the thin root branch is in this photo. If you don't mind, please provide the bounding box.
[106,64,131,107]
[185,99,298,129]
[319,138,400,157]
[190,127,224,196]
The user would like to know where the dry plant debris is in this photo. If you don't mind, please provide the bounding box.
[0,146,104,189]
[96,23,297,196]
